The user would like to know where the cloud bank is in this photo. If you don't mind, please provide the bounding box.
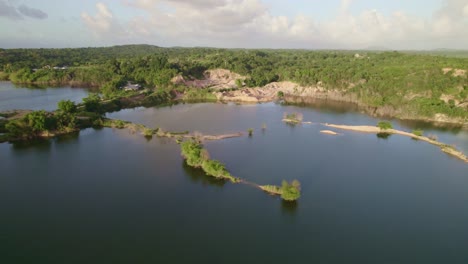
[78,0,468,49]
[0,0,48,20]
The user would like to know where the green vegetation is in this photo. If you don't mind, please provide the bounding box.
[377,121,393,130]
[248,128,253,136]
[4,108,76,140]
[260,180,301,201]
[57,100,77,114]
[180,140,302,200]
[283,112,303,124]
[1,45,466,122]
[412,129,424,137]
[180,140,239,182]
[281,180,301,201]
[83,93,103,113]
[259,185,282,195]
[183,89,217,101]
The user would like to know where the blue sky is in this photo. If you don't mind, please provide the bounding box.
[0,0,467,49]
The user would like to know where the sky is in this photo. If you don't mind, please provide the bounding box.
[1,0,468,50]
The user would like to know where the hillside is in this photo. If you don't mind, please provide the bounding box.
[0,45,466,124]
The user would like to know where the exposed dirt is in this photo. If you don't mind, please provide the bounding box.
[323,123,468,163]
[171,69,245,90]
[171,68,466,126]
[442,68,467,77]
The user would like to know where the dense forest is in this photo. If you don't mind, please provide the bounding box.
[0,45,467,121]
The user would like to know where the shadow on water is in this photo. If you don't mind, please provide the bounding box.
[55,131,80,144]
[182,161,226,188]
[376,132,392,139]
[11,138,51,151]
[281,200,298,215]
[282,98,360,115]
[397,119,464,134]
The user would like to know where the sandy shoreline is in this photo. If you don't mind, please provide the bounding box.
[323,123,468,163]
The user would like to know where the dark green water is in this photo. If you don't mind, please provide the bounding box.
[1,98,468,263]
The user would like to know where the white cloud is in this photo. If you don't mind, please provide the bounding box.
[81,2,130,43]
[81,0,468,49]
[463,4,468,17]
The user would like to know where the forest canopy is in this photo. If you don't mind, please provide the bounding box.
[1,45,467,120]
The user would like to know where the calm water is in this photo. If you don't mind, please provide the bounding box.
[0,81,89,111]
[1,98,468,263]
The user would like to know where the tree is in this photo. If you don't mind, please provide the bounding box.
[24,111,49,132]
[280,180,301,201]
[82,93,102,113]
[57,100,77,114]
[377,121,393,130]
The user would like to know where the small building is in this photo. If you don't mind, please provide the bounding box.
[122,82,141,91]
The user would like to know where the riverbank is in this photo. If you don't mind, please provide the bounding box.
[213,84,467,127]
[323,123,468,163]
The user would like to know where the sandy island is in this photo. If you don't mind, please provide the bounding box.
[320,130,339,135]
[323,123,468,163]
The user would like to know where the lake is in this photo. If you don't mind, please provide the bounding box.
[0,81,89,112]
[1,86,468,263]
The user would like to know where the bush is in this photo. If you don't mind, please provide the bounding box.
[280,180,301,201]
[377,121,393,130]
[181,140,203,167]
[57,100,77,114]
[248,128,253,136]
[412,129,424,136]
[283,112,303,123]
[82,93,102,113]
[201,159,231,178]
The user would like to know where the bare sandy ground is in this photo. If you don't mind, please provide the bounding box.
[323,123,468,163]
[320,130,338,135]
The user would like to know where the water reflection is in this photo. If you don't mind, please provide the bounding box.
[397,119,463,134]
[376,132,392,139]
[11,138,51,151]
[281,200,298,215]
[55,131,80,143]
[283,98,360,114]
[182,162,226,188]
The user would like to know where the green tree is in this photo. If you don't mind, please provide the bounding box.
[377,121,393,130]
[281,180,301,201]
[82,93,102,113]
[57,100,77,114]
[24,111,49,132]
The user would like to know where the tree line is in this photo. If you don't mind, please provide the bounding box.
[1,45,466,119]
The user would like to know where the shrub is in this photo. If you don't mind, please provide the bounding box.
[57,100,77,114]
[412,129,424,137]
[280,180,301,201]
[283,112,303,123]
[277,91,284,97]
[248,128,253,136]
[82,93,102,113]
[201,159,231,179]
[377,121,393,130]
[180,140,203,167]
